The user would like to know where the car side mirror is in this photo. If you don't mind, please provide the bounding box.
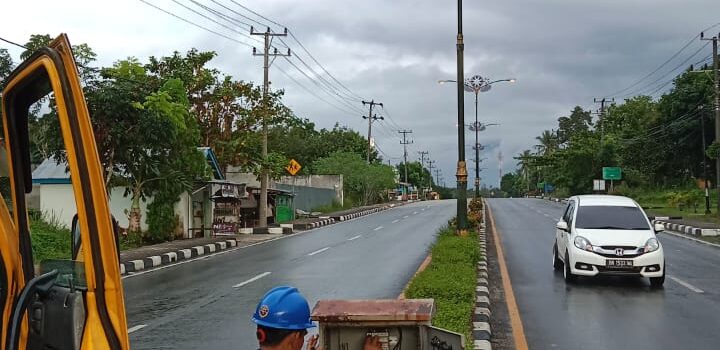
[654,223,665,233]
[556,221,569,231]
[71,214,122,262]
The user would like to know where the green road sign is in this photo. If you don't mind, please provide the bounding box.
[537,182,545,189]
[603,167,622,180]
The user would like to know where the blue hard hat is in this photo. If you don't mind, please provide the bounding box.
[252,286,316,330]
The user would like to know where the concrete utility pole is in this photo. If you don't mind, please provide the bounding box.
[701,31,720,215]
[455,0,468,230]
[434,169,442,187]
[427,160,436,192]
[252,26,290,227]
[594,97,614,147]
[418,151,428,197]
[362,100,384,163]
[700,105,711,214]
[399,130,413,200]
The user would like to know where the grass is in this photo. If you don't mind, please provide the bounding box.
[311,200,356,213]
[405,226,481,342]
[29,215,71,262]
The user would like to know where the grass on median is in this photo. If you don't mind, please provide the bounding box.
[405,225,481,342]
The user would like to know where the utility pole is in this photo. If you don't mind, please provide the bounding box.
[455,0,468,231]
[700,105,711,214]
[594,97,614,147]
[362,100,384,163]
[418,151,428,198]
[252,26,290,228]
[427,160,436,192]
[701,31,720,215]
[399,130,413,200]
[434,169,442,187]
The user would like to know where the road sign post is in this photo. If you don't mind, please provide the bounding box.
[602,167,622,193]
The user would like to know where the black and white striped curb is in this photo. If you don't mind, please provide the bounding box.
[474,219,492,350]
[333,206,389,221]
[310,217,336,228]
[654,220,720,237]
[120,239,238,275]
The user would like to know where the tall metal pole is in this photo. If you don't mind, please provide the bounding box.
[474,92,480,198]
[455,0,468,231]
[362,100,383,163]
[714,35,720,216]
[399,130,413,200]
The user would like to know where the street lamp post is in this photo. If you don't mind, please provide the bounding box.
[455,0,468,232]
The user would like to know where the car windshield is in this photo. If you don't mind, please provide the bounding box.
[574,205,650,230]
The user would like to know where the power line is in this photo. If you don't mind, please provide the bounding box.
[137,0,254,48]
[274,64,359,116]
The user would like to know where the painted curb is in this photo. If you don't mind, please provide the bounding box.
[474,217,492,350]
[121,239,237,275]
[655,220,720,237]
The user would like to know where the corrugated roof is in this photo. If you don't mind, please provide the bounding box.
[31,158,70,184]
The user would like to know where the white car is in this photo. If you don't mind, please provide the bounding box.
[552,195,665,287]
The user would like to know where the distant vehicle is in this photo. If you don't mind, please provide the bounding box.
[552,195,665,287]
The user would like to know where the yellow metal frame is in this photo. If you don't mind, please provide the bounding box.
[0,34,129,349]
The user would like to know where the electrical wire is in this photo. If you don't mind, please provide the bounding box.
[603,21,720,98]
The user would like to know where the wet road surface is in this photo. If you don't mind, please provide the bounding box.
[123,200,455,349]
[488,198,720,350]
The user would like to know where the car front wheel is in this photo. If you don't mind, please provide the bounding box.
[650,265,665,288]
[552,243,562,271]
[563,252,576,283]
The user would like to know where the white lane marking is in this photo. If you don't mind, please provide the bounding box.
[233,272,272,288]
[413,211,419,215]
[668,275,704,293]
[347,235,362,241]
[392,219,400,223]
[403,215,409,219]
[128,324,147,333]
[543,213,551,217]
[374,226,384,231]
[308,247,330,256]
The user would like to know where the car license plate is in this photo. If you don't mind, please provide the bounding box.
[606,259,633,268]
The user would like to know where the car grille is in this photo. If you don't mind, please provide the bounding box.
[596,266,643,275]
[593,246,643,258]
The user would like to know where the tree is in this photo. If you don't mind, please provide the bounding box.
[314,152,395,205]
[557,106,592,146]
[534,130,558,155]
[0,48,13,83]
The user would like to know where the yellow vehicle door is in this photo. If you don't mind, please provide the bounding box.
[0,34,129,349]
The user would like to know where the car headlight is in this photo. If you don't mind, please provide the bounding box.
[573,236,593,251]
[644,237,660,253]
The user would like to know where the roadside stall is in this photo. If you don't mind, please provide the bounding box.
[210,181,246,236]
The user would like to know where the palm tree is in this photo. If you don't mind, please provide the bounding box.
[534,130,558,155]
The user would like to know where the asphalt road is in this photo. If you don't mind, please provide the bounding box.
[488,198,720,350]
[123,200,455,349]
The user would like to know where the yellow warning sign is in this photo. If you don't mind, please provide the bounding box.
[286,159,302,176]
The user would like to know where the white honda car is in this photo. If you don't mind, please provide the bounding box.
[552,195,665,287]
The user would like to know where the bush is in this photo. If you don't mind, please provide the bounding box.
[145,198,177,243]
[30,213,71,262]
[405,226,481,341]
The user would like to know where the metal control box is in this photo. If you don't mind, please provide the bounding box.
[311,299,464,350]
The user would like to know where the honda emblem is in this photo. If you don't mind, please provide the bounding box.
[615,248,624,256]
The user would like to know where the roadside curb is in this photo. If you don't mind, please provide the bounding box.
[120,239,238,275]
[659,228,720,249]
[474,216,492,350]
[332,206,386,222]
[654,220,720,237]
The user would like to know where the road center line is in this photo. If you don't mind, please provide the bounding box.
[374,226,384,231]
[347,235,362,241]
[128,324,147,333]
[669,275,704,293]
[392,219,400,223]
[308,247,330,256]
[403,215,409,219]
[232,272,272,288]
[413,211,418,215]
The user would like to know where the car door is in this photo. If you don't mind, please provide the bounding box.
[0,34,129,350]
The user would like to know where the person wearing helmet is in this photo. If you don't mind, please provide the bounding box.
[252,286,382,350]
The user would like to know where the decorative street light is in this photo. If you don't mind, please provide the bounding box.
[440,76,515,197]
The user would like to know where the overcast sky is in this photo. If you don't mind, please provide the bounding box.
[2,0,719,188]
